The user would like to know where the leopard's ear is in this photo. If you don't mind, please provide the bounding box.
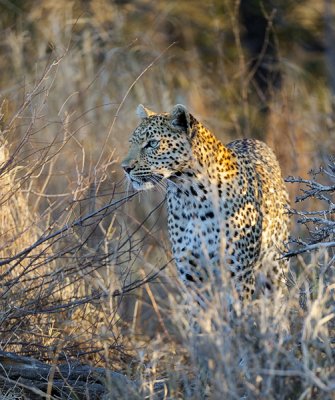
[170,104,191,131]
[136,104,156,119]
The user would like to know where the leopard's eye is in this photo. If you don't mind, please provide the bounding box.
[146,139,160,149]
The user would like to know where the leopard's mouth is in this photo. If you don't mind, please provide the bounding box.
[126,173,163,191]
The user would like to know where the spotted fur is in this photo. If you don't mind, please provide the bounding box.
[122,104,290,301]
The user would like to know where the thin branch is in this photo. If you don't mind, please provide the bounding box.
[0,192,138,269]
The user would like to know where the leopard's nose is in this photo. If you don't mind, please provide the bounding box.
[123,165,134,174]
[121,158,135,174]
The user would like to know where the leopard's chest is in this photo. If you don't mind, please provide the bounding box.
[166,182,222,278]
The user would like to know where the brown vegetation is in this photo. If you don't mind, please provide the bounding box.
[0,1,334,399]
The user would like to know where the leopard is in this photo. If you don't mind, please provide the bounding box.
[121,104,290,302]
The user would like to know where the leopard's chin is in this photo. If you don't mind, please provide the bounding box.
[125,174,155,191]
[131,179,155,191]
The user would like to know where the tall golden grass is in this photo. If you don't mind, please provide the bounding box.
[0,1,334,399]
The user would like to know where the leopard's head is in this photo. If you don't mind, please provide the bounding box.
[121,104,195,190]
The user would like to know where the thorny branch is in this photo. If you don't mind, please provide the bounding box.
[285,161,335,258]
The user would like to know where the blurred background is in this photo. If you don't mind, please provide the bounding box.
[0,0,334,397]
[1,0,334,176]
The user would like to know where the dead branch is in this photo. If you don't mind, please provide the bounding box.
[0,350,133,399]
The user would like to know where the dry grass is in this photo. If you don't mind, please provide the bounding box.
[0,1,334,399]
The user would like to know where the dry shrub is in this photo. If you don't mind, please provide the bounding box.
[0,59,166,370]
